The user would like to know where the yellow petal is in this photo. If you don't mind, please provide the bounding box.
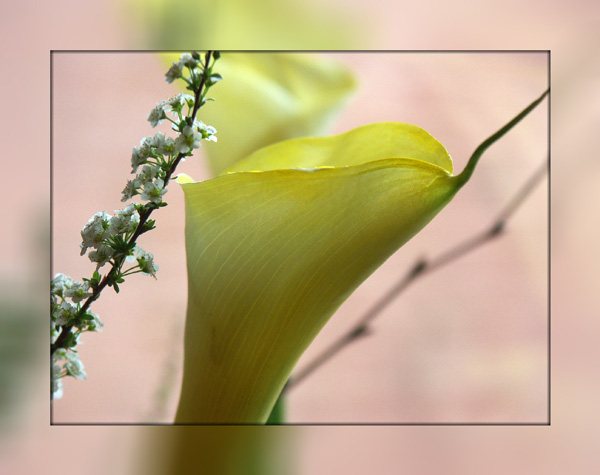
[175,90,548,423]
[123,0,360,51]
[175,124,460,423]
[226,121,453,174]
[161,52,356,175]
[174,173,196,185]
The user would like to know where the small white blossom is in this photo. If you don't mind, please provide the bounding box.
[134,164,161,187]
[126,244,140,263]
[167,93,184,108]
[137,136,155,161]
[121,180,138,202]
[51,273,73,296]
[165,62,183,83]
[52,363,63,378]
[150,131,166,148]
[147,102,167,127]
[54,300,77,325]
[140,135,154,148]
[129,212,140,231]
[179,53,198,69]
[141,178,167,204]
[175,125,202,154]
[149,131,177,156]
[109,204,140,235]
[136,248,159,279]
[115,203,137,216]
[131,146,149,173]
[80,212,112,256]
[54,315,69,326]
[167,93,194,113]
[156,136,176,155]
[64,281,92,304]
[52,364,64,399]
[85,311,104,332]
[122,203,137,216]
[195,121,217,142]
[88,244,114,269]
[64,352,87,380]
[53,383,63,399]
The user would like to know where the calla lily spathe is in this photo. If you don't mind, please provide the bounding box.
[175,123,463,423]
[175,91,548,423]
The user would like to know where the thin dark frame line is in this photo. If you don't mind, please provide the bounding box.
[547,50,552,426]
[50,50,54,425]
[50,49,549,54]
[51,422,550,426]
[50,50,550,427]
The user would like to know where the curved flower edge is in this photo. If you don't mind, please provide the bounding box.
[175,157,462,423]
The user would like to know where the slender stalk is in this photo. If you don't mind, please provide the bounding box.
[284,157,548,393]
[457,89,549,186]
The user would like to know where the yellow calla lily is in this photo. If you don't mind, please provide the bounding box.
[123,0,359,50]
[161,52,356,175]
[175,91,548,423]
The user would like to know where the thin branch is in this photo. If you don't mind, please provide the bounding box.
[457,89,549,186]
[51,52,214,357]
[283,158,548,393]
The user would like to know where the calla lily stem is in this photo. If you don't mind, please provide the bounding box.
[457,89,549,186]
[284,154,548,393]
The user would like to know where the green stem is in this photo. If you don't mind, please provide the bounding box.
[457,88,549,186]
[121,267,143,277]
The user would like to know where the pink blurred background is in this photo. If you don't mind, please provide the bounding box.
[1,0,599,473]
